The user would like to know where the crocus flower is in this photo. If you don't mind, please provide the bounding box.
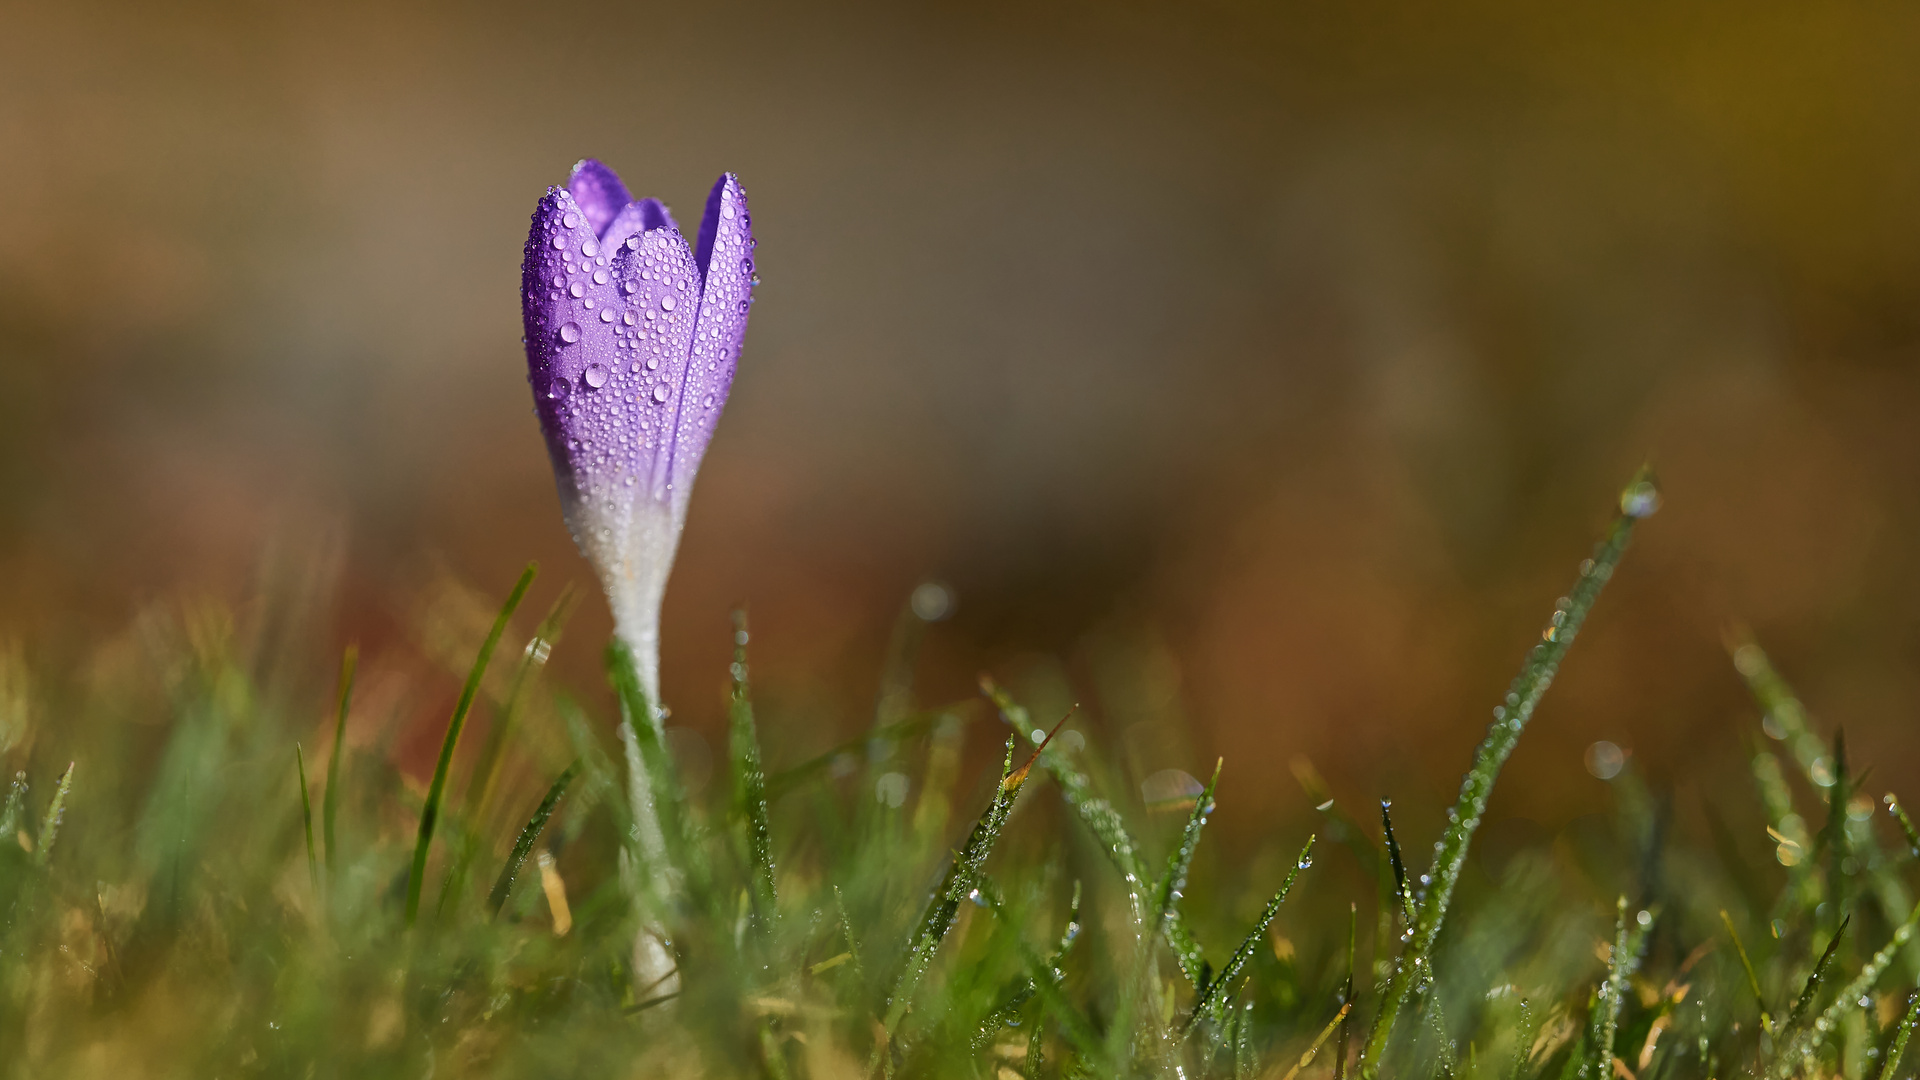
[522,158,755,998]
[521,159,756,704]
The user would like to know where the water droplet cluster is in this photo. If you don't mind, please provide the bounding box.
[519,172,759,566]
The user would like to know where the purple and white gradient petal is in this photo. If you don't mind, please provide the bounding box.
[520,159,755,701]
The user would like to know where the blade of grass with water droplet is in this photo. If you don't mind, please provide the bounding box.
[1151,759,1219,986]
[729,610,777,932]
[1772,900,1920,1079]
[404,562,536,926]
[296,744,317,893]
[1186,834,1316,1032]
[1583,898,1653,1080]
[1380,800,1416,929]
[1359,474,1652,1077]
[323,644,356,880]
[488,760,580,917]
[34,762,72,868]
[878,738,1026,1046]
[1874,991,1920,1080]
[1785,916,1849,1030]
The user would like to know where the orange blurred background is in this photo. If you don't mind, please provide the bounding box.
[4,0,1920,844]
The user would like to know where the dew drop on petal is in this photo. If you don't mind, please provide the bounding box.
[581,239,599,257]
[547,378,571,400]
[661,296,676,312]
[626,237,640,250]
[562,211,580,228]
[558,322,581,344]
[599,309,615,323]
[593,269,609,285]
[550,235,566,250]
[623,280,638,294]
[623,311,637,325]
[721,203,735,220]
[568,282,585,298]
[584,363,609,389]
[652,384,670,403]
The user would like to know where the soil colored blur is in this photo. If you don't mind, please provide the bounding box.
[4,0,1920,844]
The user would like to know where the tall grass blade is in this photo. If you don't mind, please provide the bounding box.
[296,743,318,893]
[730,609,777,930]
[1359,473,1654,1077]
[488,761,581,917]
[1874,992,1920,1080]
[1380,799,1416,927]
[323,643,356,879]
[34,761,73,867]
[466,585,578,823]
[404,562,536,926]
[1582,898,1653,1080]
[1186,834,1316,1032]
[1721,908,1773,1032]
[879,739,1027,1046]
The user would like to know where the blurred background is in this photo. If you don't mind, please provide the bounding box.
[4,0,1920,852]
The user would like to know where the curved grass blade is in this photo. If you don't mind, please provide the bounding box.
[404,562,536,926]
[323,644,356,879]
[1360,473,1654,1077]
[1772,900,1920,1079]
[1721,909,1772,1032]
[1151,759,1220,988]
[1186,834,1316,1032]
[488,760,581,917]
[1874,991,1920,1080]
[34,761,73,867]
[296,744,318,893]
[1887,795,1920,857]
[730,610,777,930]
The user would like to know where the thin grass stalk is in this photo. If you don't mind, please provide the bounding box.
[1359,474,1654,1077]
[322,644,356,879]
[296,744,317,894]
[1186,835,1317,1031]
[1873,992,1920,1080]
[488,761,581,917]
[729,609,777,933]
[404,562,536,926]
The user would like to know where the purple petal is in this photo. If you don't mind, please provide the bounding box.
[600,197,679,254]
[522,187,698,508]
[668,173,755,499]
[567,159,632,239]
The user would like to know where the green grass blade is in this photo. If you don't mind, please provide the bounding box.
[1583,898,1653,1080]
[404,561,536,926]
[1379,799,1416,928]
[729,610,777,930]
[1887,795,1920,856]
[1154,759,1220,939]
[323,644,356,880]
[34,761,73,867]
[879,739,1026,1043]
[1720,908,1773,1031]
[1359,473,1654,1077]
[1874,991,1920,1080]
[296,744,317,894]
[1773,900,1920,1079]
[1186,834,1316,1032]
[1785,915,1849,1029]
[487,760,581,917]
